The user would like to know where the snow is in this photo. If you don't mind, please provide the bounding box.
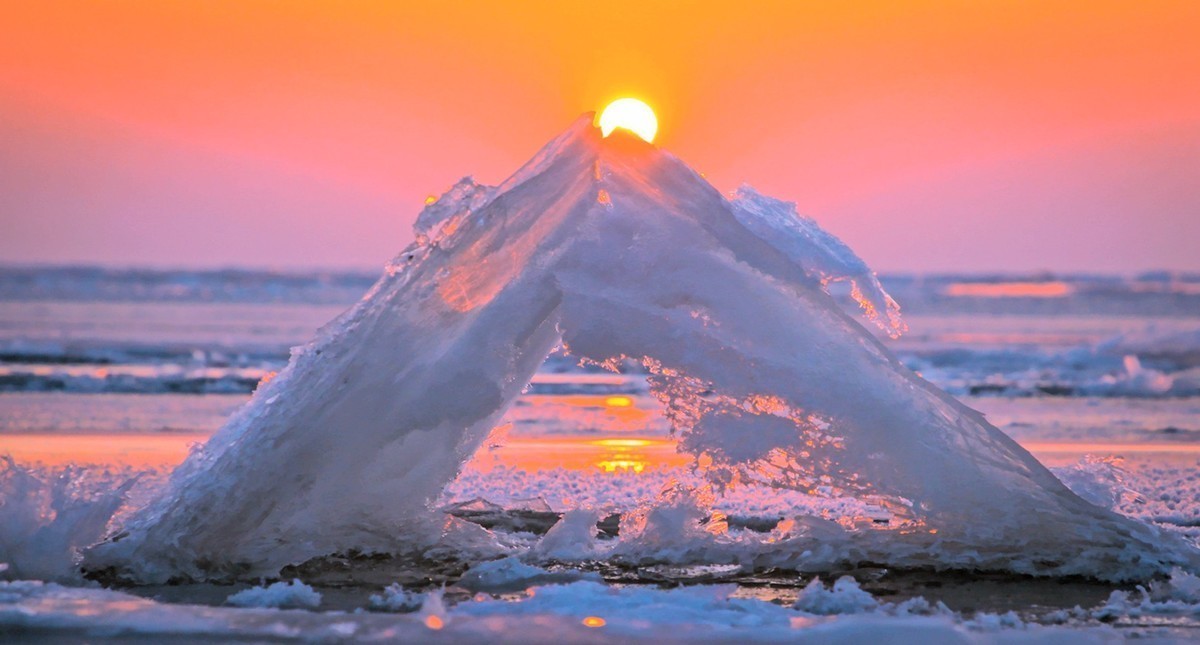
[225,579,322,609]
[413,176,494,247]
[80,113,1200,583]
[1076,355,1193,398]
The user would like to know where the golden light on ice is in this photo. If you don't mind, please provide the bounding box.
[598,98,657,142]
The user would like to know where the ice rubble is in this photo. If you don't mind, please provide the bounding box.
[84,113,1199,582]
[1091,568,1200,621]
[368,582,425,612]
[0,578,1129,643]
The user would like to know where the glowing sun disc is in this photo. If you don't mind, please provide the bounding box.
[598,98,657,143]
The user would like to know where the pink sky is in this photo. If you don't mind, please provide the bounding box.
[2,2,1198,273]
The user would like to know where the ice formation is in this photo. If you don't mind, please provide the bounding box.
[85,114,1198,582]
[0,458,135,581]
[458,556,599,592]
[225,579,322,609]
[792,576,879,615]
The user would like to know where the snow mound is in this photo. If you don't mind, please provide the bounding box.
[85,114,1200,583]
[226,579,321,609]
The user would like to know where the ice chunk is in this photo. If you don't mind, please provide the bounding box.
[964,611,1025,632]
[413,177,494,247]
[1154,568,1200,604]
[368,583,422,612]
[458,556,599,592]
[1050,456,1141,511]
[226,579,321,609]
[531,509,606,561]
[792,576,879,615]
[1084,355,1175,397]
[87,113,1200,584]
[0,458,135,581]
[614,483,728,562]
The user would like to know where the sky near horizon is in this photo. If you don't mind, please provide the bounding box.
[1,1,1198,273]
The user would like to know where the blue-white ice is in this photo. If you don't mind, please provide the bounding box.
[3,114,1200,641]
[76,114,1197,583]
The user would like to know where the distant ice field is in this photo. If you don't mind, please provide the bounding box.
[2,269,1199,398]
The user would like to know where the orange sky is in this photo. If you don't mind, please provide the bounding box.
[2,1,1198,272]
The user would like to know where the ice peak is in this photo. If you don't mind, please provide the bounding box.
[414,113,902,337]
[494,113,602,194]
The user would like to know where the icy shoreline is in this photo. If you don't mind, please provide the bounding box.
[4,572,1196,643]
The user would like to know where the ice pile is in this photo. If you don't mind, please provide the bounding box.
[84,114,1199,582]
[1092,568,1200,621]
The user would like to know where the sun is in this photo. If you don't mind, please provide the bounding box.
[598,98,658,143]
